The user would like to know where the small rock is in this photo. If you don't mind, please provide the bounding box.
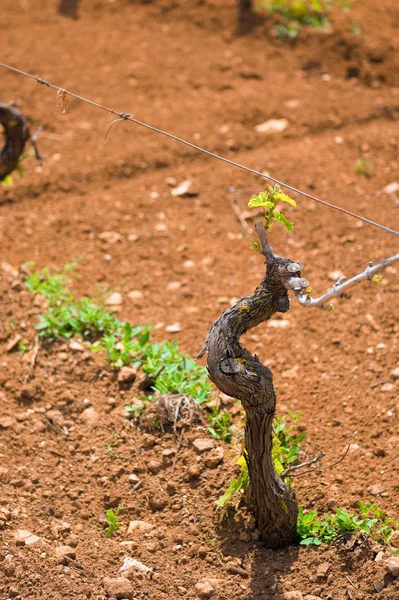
[167,281,181,291]
[204,447,224,469]
[348,443,360,454]
[316,562,330,579]
[148,494,168,511]
[166,482,177,496]
[15,529,41,546]
[225,561,249,577]
[80,407,99,427]
[1,261,18,277]
[386,556,399,577]
[69,340,84,351]
[127,520,153,536]
[368,484,386,496]
[304,596,322,600]
[128,233,139,242]
[195,578,217,599]
[119,556,152,578]
[381,383,394,392]
[165,176,177,187]
[117,366,137,385]
[127,290,144,301]
[254,118,288,134]
[268,320,290,329]
[98,231,122,244]
[188,464,202,479]
[7,334,22,352]
[0,416,16,429]
[273,593,303,600]
[105,292,123,306]
[171,180,198,198]
[147,460,162,474]
[102,576,134,599]
[383,182,399,195]
[328,270,344,281]
[375,551,385,561]
[165,322,182,333]
[192,438,215,454]
[391,367,399,380]
[54,545,76,564]
[128,474,140,485]
[390,531,399,548]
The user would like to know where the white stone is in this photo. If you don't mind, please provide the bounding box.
[383,182,399,195]
[105,292,123,306]
[98,231,122,244]
[165,322,181,333]
[119,556,152,578]
[254,118,288,134]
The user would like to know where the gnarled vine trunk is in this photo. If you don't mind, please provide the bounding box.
[0,104,30,182]
[199,224,303,548]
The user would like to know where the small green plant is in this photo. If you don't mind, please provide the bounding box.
[355,157,374,179]
[208,407,232,443]
[25,264,212,405]
[99,507,122,538]
[217,412,304,509]
[297,502,398,546]
[18,340,29,355]
[255,0,352,39]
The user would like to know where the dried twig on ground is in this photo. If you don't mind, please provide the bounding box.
[22,335,40,383]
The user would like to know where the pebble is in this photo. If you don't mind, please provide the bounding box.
[119,556,152,578]
[54,545,76,564]
[0,416,16,429]
[171,180,198,197]
[268,320,290,329]
[386,556,399,577]
[105,292,123,306]
[391,367,399,380]
[147,460,162,474]
[127,520,153,536]
[117,366,137,384]
[165,322,182,333]
[316,562,330,579]
[102,576,134,599]
[15,529,41,546]
[381,383,394,392]
[195,578,218,599]
[304,596,322,600]
[225,561,249,577]
[148,493,168,511]
[383,181,399,195]
[192,438,215,454]
[69,340,84,351]
[368,484,386,496]
[128,474,140,485]
[98,231,122,244]
[80,407,99,427]
[390,530,399,548]
[204,447,224,469]
[375,551,385,561]
[127,290,144,301]
[328,270,344,281]
[254,118,288,134]
[273,593,303,600]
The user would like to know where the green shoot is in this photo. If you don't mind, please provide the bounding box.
[355,157,374,179]
[98,507,122,538]
[248,185,296,252]
[208,407,232,443]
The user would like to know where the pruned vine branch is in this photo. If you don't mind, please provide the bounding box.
[0,103,42,181]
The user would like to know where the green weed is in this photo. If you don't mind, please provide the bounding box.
[298,501,398,546]
[208,407,232,443]
[355,157,374,178]
[255,0,352,39]
[98,507,122,538]
[25,264,212,405]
